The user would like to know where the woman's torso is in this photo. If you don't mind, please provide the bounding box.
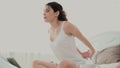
[49,21,86,64]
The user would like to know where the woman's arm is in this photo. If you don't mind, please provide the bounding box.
[64,22,95,58]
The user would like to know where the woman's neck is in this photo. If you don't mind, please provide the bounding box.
[50,20,61,29]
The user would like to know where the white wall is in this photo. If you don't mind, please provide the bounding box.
[0,0,120,54]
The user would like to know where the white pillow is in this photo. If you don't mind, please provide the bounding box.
[90,31,120,51]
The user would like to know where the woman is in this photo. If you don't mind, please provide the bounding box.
[33,2,120,68]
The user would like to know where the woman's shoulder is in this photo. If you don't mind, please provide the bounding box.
[63,21,76,35]
[64,21,76,30]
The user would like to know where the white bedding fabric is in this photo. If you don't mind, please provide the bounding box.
[0,57,18,68]
[98,63,118,68]
[90,31,120,51]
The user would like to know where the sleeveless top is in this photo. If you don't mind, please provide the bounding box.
[49,21,86,64]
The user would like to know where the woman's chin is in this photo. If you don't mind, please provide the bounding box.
[44,19,50,23]
[44,20,49,23]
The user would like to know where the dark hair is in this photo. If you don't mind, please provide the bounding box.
[46,2,68,21]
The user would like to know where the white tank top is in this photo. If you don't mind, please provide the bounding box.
[50,21,86,64]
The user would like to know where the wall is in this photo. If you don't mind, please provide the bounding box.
[0,0,120,54]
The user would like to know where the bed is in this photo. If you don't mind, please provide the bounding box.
[0,31,120,68]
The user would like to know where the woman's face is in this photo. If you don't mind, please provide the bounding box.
[43,5,57,23]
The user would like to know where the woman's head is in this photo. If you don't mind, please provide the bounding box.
[44,2,67,22]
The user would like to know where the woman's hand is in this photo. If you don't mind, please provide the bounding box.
[81,49,95,59]
[88,49,95,59]
[81,51,90,59]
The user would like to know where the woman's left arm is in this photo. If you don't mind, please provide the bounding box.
[65,22,95,58]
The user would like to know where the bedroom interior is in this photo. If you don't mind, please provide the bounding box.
[0,0,120,68]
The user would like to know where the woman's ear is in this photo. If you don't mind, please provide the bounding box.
[55,11,60,17]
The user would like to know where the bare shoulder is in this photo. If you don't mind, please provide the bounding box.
[64,21,75,29]
[63,21,76,35]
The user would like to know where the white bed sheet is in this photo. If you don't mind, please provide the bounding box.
[0,57,18,68]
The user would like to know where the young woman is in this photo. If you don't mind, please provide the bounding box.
[33,2,120,68]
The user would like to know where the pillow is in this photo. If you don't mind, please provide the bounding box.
[95,45,120,64]
[90,31,120,51]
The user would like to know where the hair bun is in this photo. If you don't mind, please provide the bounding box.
[61,10,66,16]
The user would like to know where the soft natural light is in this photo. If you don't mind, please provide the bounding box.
[0,0,120,55]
